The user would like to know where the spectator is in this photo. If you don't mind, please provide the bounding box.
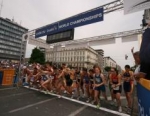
[140,17,150,80]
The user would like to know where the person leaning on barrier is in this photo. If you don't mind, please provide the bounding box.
[131,47,145,82]
[139,17,150,80]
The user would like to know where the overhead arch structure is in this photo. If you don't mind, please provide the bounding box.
[27,28,142,49]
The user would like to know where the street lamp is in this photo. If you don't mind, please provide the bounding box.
[61,44,65,66]
[49,45,54,65]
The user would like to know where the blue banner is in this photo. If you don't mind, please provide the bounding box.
[35,7,103,38]
[137,83,150,116]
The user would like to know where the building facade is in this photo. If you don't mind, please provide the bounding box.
[0,17,28,61]
[116,64,122,73]
[45,47,99,69]
[103,56,116,68]
[95,49,104,69]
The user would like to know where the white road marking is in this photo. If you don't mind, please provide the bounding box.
[0,87,16,91]
[0,91,32,99]
[24,86,130,116]
[68,106,87,116]
[9,98,56,113]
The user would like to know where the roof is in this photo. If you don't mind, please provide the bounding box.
[104,56,116,63]
[0,17,28,30]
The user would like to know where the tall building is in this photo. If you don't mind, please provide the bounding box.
[0,17,28,62]
[95,49,104,69]
[103,56,116,68]
[116,64,122,73]
[45,46,99,69]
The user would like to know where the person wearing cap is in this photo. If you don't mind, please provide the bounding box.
[140,17,150,80]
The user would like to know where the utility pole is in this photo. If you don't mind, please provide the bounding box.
[0,0,3,17]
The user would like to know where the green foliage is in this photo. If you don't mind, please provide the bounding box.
[29,47,45,64]
[104,66,111,72]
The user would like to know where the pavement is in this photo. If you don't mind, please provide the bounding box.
[0,85,138,116]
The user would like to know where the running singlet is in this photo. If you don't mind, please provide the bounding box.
[76,72,81,82]
[65,74,73,86]
[111,75,120,90]
[123,72,131,92]
[89,75,94,84]
[76,72,80,79]
[65,74,71,81]
[83,75,89,84]
[123,72,131,82]
[41,75,48,81]
[89,75,94,89]
[94,74,105,92]
[112,75,118,84]
[111,75,121,93]
[95,74,102,84]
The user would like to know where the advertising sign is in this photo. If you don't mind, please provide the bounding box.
[35,7,103,38]
[137,82,150,116]
[46,29,74,44]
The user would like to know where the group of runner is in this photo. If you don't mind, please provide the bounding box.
[22,62,135,113]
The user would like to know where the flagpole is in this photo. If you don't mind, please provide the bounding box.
[17,35,23,88]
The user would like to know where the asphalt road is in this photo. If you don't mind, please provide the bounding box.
[0,86,138,116]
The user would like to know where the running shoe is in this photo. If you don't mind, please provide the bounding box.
[82,94,86,98]
[58,95,62,98]
[91,100,96,105]
[126,108,131,114]
[44,90,49,94]
[96,103,100,109]
[64,90,67,94]
[118,106,122,112]
[86,98,91,103]
[77,96,80,100]
[71,95,74,99]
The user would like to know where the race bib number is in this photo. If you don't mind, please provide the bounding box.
[96,78,101,83]
[113,86,119,90]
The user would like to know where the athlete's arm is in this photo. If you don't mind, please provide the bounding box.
[115,74,121,87]
[57,71,64,79]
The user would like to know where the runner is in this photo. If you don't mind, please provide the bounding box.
[75,68,82,100]
[92,66,106,108]
[108,69,115,105]
[88,69,94,103]
[37,65,50,94]
[122,65,133,114]
[57,67,73,98]
[22,66,32,86]
[131,47,144,81]
[80,69,85,98]
[70,68,76,98]
[110,67,122,112]
[56,67,64,98]
[82,68,90,102]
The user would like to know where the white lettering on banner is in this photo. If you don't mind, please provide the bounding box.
[138,99,150,116]
[58,13,102,29]
[36,30,46,36]
[59,23,69,29]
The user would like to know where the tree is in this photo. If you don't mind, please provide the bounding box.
[29,47,45,64]
[104,66,111,72]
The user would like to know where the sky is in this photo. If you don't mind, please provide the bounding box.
[1,0,143,69]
